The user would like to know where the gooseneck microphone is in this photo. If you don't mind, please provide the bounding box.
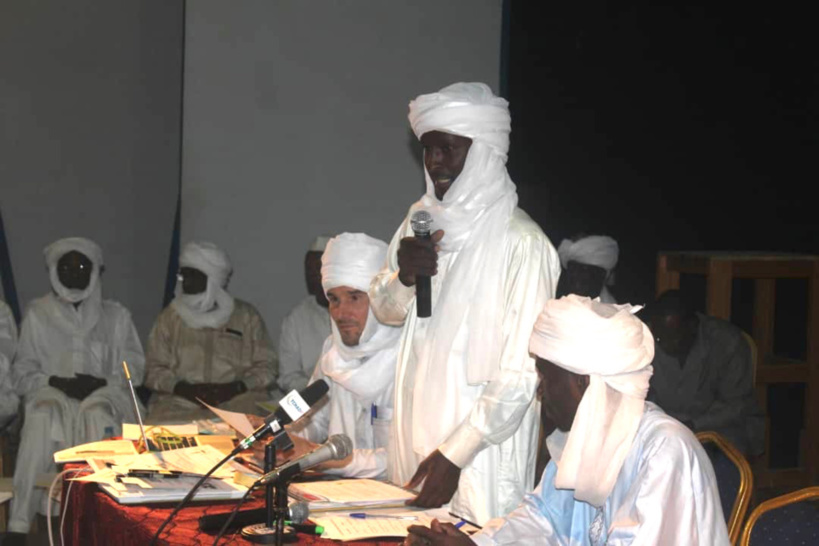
[258,434,353,485]
[235,379,330,453]
[410,210,433,318]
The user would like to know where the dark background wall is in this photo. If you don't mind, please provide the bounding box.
[506,1,817,309]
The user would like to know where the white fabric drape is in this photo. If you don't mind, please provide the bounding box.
[172,241,235,330]
[529,295,653,507]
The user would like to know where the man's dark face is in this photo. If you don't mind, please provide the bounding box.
[420,130,472,200]
[648,313,698,359]
[57,251,93,290]
[179,267,207,295]
[556,261,608,299]
[305,251,328,308]
[535,357,589,432]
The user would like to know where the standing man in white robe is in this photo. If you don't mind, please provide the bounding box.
[556,235,619,303]
[406,296,729,545]
[145,241,277,422]
[290,233,400,478]
[369,82,561,524]
[277,236,332,395]
[8,237,145,536]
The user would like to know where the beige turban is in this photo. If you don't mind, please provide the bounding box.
[529,294,654,507]
[173,241,235,329]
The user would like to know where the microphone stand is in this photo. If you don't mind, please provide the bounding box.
[241,443,297,544]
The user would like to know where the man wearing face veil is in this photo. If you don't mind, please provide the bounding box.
[7,237,145,536]
[144,241,277,422]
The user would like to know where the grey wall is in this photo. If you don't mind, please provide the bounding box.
[0,1,184,339]
[182,0,502,342]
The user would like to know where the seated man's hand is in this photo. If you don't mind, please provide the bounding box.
[404,519,475,546]
[405,449,461,508]
[208,380,247,405]
[397,230,444,287]
[173,381,214,404]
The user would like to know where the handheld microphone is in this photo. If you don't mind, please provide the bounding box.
[410,210,433,318]
[235,379,329,452]
[258,434,353,485]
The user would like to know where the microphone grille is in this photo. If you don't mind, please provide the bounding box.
[410,210,433,235]
[288,502,309,523]
[327,434,354,460]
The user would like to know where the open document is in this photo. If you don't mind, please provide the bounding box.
[312,508,481,541]
[289,478,415,511]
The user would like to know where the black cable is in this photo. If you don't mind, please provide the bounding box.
[150,449,236,545]
[211,483,258,546]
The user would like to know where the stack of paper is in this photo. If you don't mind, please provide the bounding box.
[289,479,415,511]
[311,508,480,541]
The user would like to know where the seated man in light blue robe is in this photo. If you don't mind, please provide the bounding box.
[406,295,729,546]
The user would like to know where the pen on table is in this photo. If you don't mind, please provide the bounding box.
[285,522,325,535]
[448,512,481,530]
[349,513,418,521]
[454,520,467,529]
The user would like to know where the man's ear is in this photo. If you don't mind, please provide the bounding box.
[98,265,106,277]
[576,374,591,393]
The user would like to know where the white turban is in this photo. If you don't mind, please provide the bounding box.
[42,237,104,334]
[397,83,520,454]
[172,241,235,329]
[557,236,619,273]
[410,82,511,159]
[321,233,388,294]
[44,237,104,305]
[529,295,654,507]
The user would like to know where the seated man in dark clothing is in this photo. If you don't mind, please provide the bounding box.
[642,290,764,455]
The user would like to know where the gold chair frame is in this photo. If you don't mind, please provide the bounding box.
[739,486,819,546]
[697,431,754,545]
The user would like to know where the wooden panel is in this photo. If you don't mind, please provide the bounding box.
[732,260,818,278]
[756,363,809,384]
[655,254,680,296]
[752,279,776,359]
[806,265,819,482]
[707,260,733,320]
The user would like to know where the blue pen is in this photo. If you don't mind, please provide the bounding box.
[454,521,467,529]
[371,404,377,425]
[349,513,417,521]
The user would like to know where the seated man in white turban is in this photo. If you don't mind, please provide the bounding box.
[289,233,400,478]
[556,234,619,303]
[277,236,332,395]
[145,241,277,422]
[8,237,144,536]
[1,298,19,427]
[370,82,560,524]
[406,295,729,546]
[644,290,764,456]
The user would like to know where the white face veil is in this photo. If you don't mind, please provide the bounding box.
[172,241,235,330]
[529,295,654,507]
[319,233,399,403]
[401,82,519,454]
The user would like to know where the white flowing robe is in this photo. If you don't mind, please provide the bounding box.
[8,293,144,533]
[370,208,560,524]
[277,296,331,394]
[294,336,397,479]
[472,403,730,546]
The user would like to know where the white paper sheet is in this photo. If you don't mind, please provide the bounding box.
[198,399,256,437]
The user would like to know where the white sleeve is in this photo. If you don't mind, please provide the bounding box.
[323,447,388,480]
[12,309,50,396]
[114,308,146,387]
[473,462,571,545]
[369,218,416,326]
